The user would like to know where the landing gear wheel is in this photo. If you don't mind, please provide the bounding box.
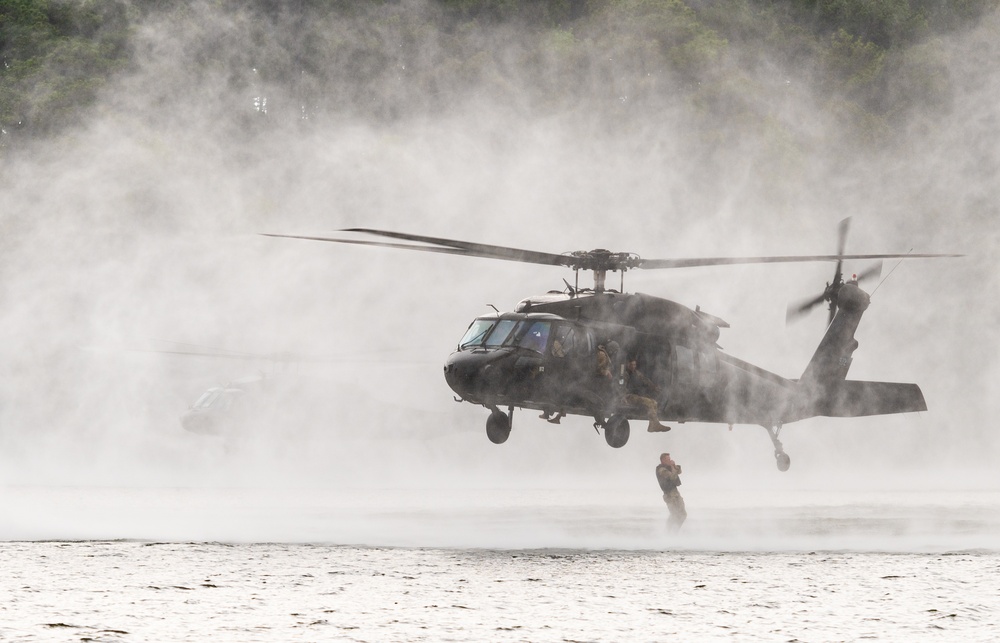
[486,410,511,444]
[604,415,630,448]
[763,424,791,472]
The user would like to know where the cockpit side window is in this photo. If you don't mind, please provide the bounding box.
[459,318,495,349]
[219,390,243,410]
[516,321,551,354]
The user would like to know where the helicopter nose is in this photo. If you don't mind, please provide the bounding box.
[444,350,500,401]
[443,357,474,399]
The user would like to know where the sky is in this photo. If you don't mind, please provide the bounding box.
[0,1,997,503]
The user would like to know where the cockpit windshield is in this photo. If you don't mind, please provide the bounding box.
[459,319,495,348]
[484,319,518,347]
[458,318,519,349]
[193,388,223,409]
[192,388,242,411]
[458,317,552,353]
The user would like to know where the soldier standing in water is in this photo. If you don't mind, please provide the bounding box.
[655,452,687,532]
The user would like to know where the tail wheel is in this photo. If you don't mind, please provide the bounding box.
[486,410,511,444]
[764,424,791,472]
[604,415,630,448]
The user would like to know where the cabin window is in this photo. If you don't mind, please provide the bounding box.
[551,324,577,357]
[698,350,718,387]
[675,345,695,385]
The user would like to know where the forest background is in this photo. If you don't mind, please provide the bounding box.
[3,0,998,154]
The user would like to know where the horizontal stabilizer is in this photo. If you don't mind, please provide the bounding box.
[815,380,927,418]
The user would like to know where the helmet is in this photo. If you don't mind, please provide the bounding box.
[605,341,620,356]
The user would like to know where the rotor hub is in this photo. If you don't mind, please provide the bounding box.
[567,249,642,273]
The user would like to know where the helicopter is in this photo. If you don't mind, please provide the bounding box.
[129,340,288,435]
[145,340,434,436]
[264,219,959,470]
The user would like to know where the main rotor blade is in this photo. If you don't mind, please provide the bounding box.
[263,230,570,267]
[264,230,962,271]
[148,339,259,359]
[342,228,568,261]
[144,339,351,363]
[637,253,960,270]
[262,233,499,260]
[126,348,269,361]
[131,343,421,364]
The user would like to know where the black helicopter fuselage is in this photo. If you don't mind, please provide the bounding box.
[443,291,778,427]
[443,287,925,431]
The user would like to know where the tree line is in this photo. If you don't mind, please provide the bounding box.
[1,0,997,151]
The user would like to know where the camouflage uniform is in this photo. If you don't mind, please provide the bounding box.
[626,393,659,420]
[656,460,687,531]
[626,361,668,432]
[591,344,615,405]
[590,342,619,423]
[595,345,613,379]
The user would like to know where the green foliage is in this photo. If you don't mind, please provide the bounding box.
[807,0,928,47]
[1,0,131,145]
[791,0,998,45]
[691,0,997,145]
[594,0,727,76]
[825,28,885,92]
[1,0,997,152]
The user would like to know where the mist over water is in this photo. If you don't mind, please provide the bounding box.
[1,2,998,552]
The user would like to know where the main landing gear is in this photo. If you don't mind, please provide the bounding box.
[764,423,791,472]
[602,415,630,449]
[483,406,632,449]
[486,406,512,444]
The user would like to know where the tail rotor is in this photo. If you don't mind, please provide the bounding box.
[785,218,883,325]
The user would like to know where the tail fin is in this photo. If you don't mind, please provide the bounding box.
[788,282,926,420]
[812,380,927,417]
